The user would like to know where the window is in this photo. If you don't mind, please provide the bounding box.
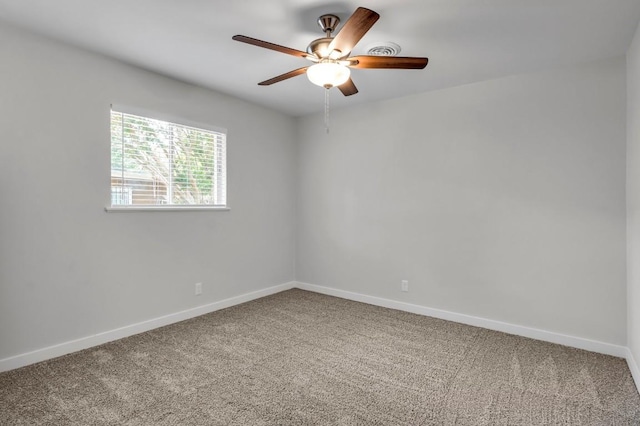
[110,110,226,209]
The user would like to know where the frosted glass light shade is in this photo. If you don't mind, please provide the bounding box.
[307,62,351,88]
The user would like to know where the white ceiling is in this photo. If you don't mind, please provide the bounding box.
[1,0,639,116]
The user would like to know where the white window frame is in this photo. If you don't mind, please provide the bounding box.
[105,105,229,213]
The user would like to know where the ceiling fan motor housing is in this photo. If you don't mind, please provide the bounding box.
[308,14,342,59]
[307,37,334,58]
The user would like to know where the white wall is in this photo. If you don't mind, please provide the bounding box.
[297,57,627,345]
[628,22,640,367]
[0,23,296,361]
[0,18,630,365]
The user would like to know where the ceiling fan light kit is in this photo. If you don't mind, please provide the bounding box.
[232,6,429,96]
[307,61,351,88]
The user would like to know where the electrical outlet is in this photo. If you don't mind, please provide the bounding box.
[195,282,202,296]
[401,280,409,292]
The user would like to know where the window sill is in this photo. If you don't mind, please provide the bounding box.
[105,206,230,213]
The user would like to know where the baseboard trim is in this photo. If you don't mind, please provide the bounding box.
[2,280,633,384]
[0,281,296,373]
[294,282,628,358]
[626,349,640,392]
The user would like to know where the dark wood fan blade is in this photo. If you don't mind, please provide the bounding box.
[348,56,429,69]
[258,67,309,86]
[338,78,358,96]
[232,35,309,58]
[327,7,379,57]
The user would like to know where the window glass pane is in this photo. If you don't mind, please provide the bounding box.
[111,187,132,205]
[110,110,226,207]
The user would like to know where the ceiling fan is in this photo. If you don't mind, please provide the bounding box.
[232,6,429,96]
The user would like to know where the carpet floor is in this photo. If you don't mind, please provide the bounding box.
[1,289,639,425]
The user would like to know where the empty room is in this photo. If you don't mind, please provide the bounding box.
[3,0,640,424]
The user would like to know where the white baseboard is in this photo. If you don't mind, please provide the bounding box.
[626,349,640,392]
[3,279,636,394]
[294,282,628,359]
[0,281,296,373]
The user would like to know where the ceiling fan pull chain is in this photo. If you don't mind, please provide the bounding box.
[325,88,330,134]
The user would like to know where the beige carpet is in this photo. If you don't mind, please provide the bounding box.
[1,289,639,425]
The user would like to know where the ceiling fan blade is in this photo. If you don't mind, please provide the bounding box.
[232,35,309,59]
[338,78,358,96]
[348,56,429,69]
[258,67,309,86]
[328,7,380,57]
